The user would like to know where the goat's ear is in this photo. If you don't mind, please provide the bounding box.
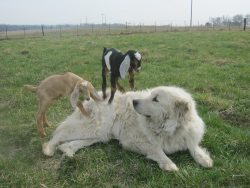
[70,82,80,108]
[119,55,131,79]
[88,82,102,102]
[175,100,189,118]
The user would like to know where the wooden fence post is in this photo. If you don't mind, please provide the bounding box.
[41,25,44,36]
[23,26,26,38]
[243,18,247,31]
[59,25,62,38]
[5,25,8,39]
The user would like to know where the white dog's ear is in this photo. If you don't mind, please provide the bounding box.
[119,55,131,79]
[175,100,189,118]
[70,82,81,109]
[87,82,102,102]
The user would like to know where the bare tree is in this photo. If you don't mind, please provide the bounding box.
[232,14,243,26]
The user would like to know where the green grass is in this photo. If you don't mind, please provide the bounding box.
[0,31,249,187]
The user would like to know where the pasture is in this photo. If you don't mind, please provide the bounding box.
[0,31,249,187]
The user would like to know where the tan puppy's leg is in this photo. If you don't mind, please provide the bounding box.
[37,111,45,137]
[37,100,51,137]
[77,101,91,116]
[43,114,50,127]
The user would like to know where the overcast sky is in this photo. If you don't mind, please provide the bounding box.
[0,0,249,25]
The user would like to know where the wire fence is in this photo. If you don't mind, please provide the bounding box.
[0,23,249,40]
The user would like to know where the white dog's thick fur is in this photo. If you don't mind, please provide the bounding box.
[43,86,213,171]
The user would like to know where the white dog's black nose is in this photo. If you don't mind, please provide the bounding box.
[133,100,138,107]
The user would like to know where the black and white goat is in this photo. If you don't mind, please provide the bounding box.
[102,47,142,103]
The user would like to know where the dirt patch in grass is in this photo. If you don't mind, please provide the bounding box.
[218,106,249,127]
[20,49,29,55]
[213,59,236,66]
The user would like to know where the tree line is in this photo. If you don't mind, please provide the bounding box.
[207,14,250,26]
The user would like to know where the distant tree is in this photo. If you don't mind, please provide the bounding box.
[221,16,231,26]
[232,14,243,26]
[209,17,221,26]
[205,22,212,27]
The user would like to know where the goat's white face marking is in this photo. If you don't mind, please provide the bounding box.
[134,52,142,61]
[104,51,113,71]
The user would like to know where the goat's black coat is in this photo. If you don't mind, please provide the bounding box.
[101,47,142,103]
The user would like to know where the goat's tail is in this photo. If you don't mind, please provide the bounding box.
[23,84,38,93]
[102,47,107,65]
[102,47,107,57]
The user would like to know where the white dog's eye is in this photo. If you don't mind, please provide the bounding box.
[152,96,159,102]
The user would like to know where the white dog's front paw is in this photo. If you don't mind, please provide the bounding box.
[42,143,55,157]
[200,157,213,168]
[160,163,179,172]
[58,144,75,157]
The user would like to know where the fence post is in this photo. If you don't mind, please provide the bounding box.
[76,25,79,36]
[109,24,111,34]
[23,26,26,38]
[243,18,247,31]
[92,24,94,33]
[5,25,8,39]
[59,25,62,38]
[125,22,128,33]
[41,25,44,36]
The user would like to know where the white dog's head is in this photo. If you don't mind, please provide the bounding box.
[132,86,194,135]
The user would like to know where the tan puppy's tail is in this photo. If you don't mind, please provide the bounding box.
[23,84,38,93]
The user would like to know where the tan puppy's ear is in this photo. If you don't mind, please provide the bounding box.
[87,82,102,102]
[70,81,81,108]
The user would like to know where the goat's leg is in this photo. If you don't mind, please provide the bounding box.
[129,72,135,90]
[102,67,108,99]
[77,101,91,116]
[116,80,125,93]
[37,99,51,137]
[43,114,50,127]
[108,74,117,104]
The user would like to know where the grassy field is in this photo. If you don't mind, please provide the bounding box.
[0,31,249,187]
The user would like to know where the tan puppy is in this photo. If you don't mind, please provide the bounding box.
[24,72,101,137]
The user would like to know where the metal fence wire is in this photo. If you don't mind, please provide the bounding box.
[0,23,249,40]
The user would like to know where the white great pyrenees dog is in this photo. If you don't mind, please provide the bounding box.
[43,86,213,171]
